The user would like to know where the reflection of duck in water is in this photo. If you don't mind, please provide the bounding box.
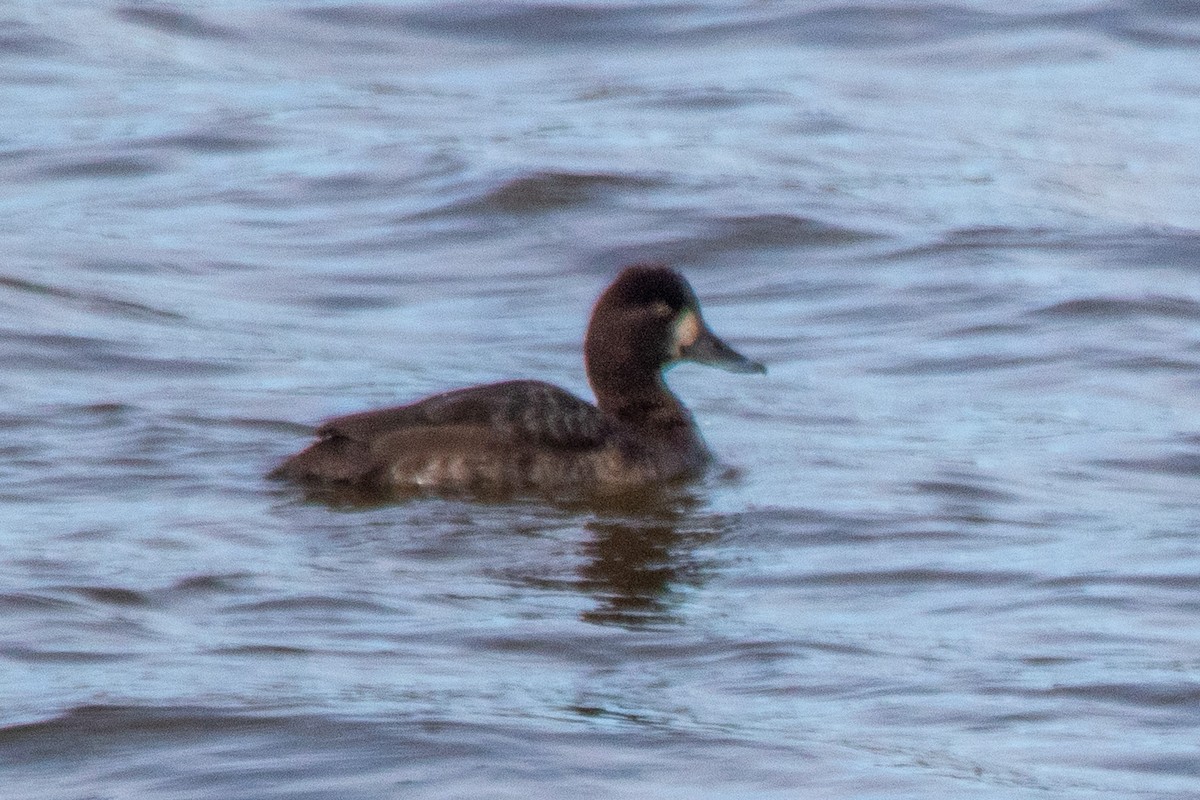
[271,264,764,498]
[579,514,710,628]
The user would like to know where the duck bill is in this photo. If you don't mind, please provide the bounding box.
[680,325,766,374]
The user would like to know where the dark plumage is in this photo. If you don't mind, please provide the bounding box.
[270,264,764,499]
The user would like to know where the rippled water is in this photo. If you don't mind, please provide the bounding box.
[4,1,1200,797]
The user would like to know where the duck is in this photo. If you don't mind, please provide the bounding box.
[270,264,764,499]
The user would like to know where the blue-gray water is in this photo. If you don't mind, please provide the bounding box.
[3,2,1200,797]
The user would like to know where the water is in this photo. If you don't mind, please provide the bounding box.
[3,1,1200,797]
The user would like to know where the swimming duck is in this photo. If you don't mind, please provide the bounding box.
[270,264,764,498]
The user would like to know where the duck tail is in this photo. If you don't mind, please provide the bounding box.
[268,434,375,484]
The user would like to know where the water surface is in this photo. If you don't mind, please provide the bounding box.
[3,1,1200,797]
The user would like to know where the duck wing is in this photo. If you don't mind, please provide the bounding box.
[317,380,612,450]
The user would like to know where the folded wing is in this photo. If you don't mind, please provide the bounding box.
[318,380,610,449]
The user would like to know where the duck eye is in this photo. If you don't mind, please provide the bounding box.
[650,300,674,318]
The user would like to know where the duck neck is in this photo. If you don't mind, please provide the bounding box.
[590,367,691,430]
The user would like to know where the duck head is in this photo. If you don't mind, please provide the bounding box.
[584,264,764,410]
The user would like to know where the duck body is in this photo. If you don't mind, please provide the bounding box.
[270,265,763,499]
[274,379,709,495]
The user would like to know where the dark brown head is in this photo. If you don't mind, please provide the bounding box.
[584,264,764,413]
